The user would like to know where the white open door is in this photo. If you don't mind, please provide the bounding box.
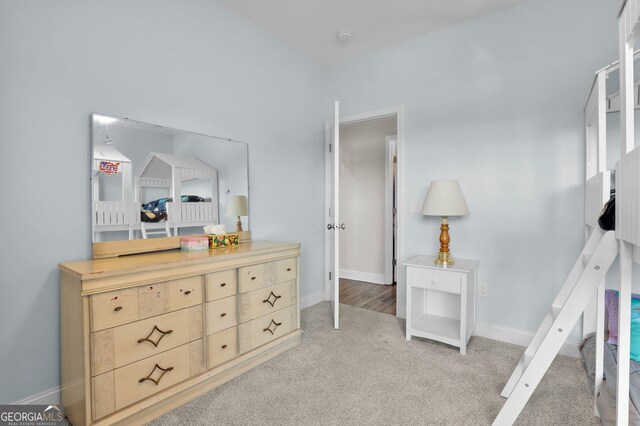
[327,101,341,329]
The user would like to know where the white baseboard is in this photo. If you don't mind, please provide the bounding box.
[12,386,61,405]
[300,291,325,310]
[475,322,581,359]
[339,269,389,285]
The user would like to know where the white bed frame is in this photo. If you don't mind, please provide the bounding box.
[493,3,640,424]
[92,152,220,240]
[92,145,139,241]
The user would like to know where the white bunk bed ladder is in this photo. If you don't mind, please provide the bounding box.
[583,69,610,419]
[493,228,618,425]
[140,222,171,239]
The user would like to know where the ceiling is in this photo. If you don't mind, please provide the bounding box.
[215,0,528,66]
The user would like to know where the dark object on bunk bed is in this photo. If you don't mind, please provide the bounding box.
[581,335,640,425]
[599,192,615,231]
[142,195,205,214]
[140,211,167,223]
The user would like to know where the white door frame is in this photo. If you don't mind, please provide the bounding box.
[385,135,397,285]
[324,105,405,318]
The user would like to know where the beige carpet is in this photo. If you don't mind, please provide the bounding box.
[150,302,597,425]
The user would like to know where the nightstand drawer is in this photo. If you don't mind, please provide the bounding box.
[410,268,462,295]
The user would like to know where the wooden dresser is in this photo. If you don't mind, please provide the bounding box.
[59,241,301,425]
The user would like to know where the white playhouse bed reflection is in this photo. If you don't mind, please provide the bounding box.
[92,149,219,241]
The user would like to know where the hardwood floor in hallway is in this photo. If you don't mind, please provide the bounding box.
[339,278,396,315]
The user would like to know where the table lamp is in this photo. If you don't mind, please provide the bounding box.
[422,180,469,266]
[226,195,248,232]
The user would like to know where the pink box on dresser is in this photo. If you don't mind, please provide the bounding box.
[180,236,210,251]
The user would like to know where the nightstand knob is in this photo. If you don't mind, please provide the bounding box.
[431,279,437,284]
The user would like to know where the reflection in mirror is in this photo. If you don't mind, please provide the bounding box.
[91,114,249,242]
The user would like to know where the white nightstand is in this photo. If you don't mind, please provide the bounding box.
[404,256,478,354]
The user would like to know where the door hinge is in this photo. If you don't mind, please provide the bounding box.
[393,208,397,215]
[329,143,332,153]
[393,156,397,164]
[392,259,397,266]
[329,271,332,280]
[329,207,332,217]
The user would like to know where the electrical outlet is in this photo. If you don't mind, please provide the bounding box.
[479,282,489,297]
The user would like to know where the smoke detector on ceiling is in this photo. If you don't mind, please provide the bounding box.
[337,30,351,44]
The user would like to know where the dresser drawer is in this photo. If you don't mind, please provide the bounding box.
[91,288,140,332]
[91,306,203,376]
[207,327,238,368]
[206,296,238,334]
[269,258,297,283]
[238,280,296,323]
[205,270,238,301]
[138,282,170,319]
[238,258,297,293]
[113,340,203,411]
[168,276,203,311]
[238,304,297,354]
[238,263,266,293]
[410,268,462,295]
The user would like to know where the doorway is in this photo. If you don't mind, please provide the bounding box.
[325,102,405,329]
[337,118,397,315]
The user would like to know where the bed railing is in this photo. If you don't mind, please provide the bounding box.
[166,201,218,228]
[93,201,140,240]
[94,201,140,228]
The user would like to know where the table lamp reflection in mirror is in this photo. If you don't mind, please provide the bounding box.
[226,195,248,232]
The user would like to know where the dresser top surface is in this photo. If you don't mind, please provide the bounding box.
[60,241,300,280]
[403,255,478,273]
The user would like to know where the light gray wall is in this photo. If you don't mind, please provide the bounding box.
[326,0,618,335]
[339,118,396,279]
[0,0,324,403]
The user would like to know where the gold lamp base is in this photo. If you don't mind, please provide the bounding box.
[434,216,455,267]
[434,251,454,266]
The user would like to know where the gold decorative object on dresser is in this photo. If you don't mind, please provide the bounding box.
[59,241,301,425]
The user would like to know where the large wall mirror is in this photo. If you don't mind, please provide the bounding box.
[91,114,249,242]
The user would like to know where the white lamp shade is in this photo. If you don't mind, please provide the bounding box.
[422,180,470,216]
[225,195,248,217]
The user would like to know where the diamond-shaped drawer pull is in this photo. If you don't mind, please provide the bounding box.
[137,325,174,348]
[262,291,282,308]
[138,363,174,386]
[263,319,282,335]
